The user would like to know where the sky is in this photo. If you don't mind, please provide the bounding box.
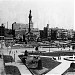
[0,0,74,30]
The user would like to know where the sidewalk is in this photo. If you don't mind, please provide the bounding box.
[0,48,6,75]
[0,58,6,75]
[5,62,32,75]
[3,47,73,75]
[45,60,71,75]
[4,50,32,75]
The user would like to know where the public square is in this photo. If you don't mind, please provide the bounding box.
[0,0,74,75]
[0,41,75,75]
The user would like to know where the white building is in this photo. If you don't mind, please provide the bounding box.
[12,22,40,40]
[12,22,33,30]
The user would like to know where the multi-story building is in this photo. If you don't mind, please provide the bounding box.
[31,28,40,38]
[12,22,33,31]
[12,22,40,41]
[67,29,74,39]
[50,28,58,40]
[40,24,51,41]
[0,24,5,40]
[12,10,41,42]
[57,28,68,40]
[57,28,74,40]
[12,22,33,39]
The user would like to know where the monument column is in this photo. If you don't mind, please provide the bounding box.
[28,10,32,33]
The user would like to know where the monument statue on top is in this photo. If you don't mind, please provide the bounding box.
[26,10,34,42]
[28,10,32,33]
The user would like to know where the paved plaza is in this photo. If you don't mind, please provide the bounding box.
[0,57,6,75]
[0,44,75,75]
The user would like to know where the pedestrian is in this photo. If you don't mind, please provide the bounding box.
[60,56,61,60]
[35,46,38,51]
[9,51,11,55]
[58,56,59,60]
[69,48,70,51]
[58,46,59,49]
[12,51,13,54]
[14,52,15,62]
[11,58,12,63]
[16,50,17,53]
[24,50,28,56]
[10,50,11,54]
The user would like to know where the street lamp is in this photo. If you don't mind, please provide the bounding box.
[49,41,50,52]
[48,38,51,52]
[14,51,15,62]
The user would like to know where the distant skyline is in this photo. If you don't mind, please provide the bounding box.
[0,0,74,30]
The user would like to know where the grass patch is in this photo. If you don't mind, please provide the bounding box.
[40,57,60,70]
[11,44,34,49]
[5,65,21,75]
[3,55,14,63]
[19,55,61,75]
[11,46,24,49]
[29,51,75,56]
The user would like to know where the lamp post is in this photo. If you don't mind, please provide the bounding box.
[48,38,51,52]
[49,42,50,52]
[14,51,15,62]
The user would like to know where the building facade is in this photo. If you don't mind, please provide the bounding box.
[12,22,33,30]
[0,24,5,40]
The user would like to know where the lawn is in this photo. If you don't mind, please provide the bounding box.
[3,55,14,63]
[3,55,21,75]
[29,51,75,56]
[5,65,21,75]
[19,55,61,75]
[20,51,75,75]
[11,45,24,49]
[11,44,34,49]
[40,57,60,70]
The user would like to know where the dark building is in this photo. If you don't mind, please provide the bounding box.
[72,32,75,41]
[44,27,48,38]
[0,24,5,40]
[12,23,15,39]
[51,29,57,40]
[40,24,50,41]
[40,30,44,40]
[5,28,12,37]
